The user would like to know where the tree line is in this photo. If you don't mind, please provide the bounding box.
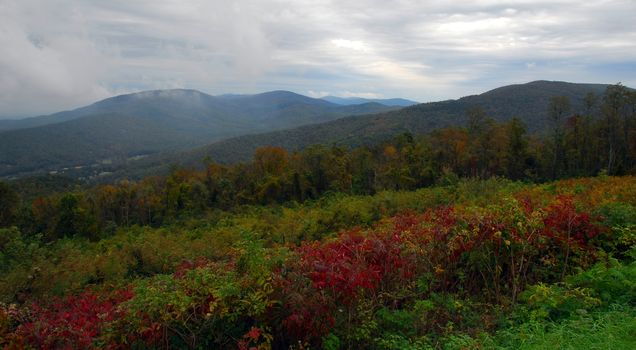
[0,84,634,241]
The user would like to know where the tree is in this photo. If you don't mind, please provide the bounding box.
[466,106,487,137]
[349,148,376,195]
[505,118,529,180]
[563,115,585,176]
[253,146,289,177]
[627,91,636,170]
[0,181,18,227]
[253,146,290,204]
[428,128,470,177]
[205,163,228,208]
[583,92,597,116]
[298,145,350,197]
[54,193,96,240]
[581,92,598,174]
[548,95,571,179]
[601,84,628,174]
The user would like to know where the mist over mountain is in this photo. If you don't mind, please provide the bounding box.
[321,96,418,107]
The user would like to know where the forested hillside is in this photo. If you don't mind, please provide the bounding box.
[102,81,634,184]
[0,90,395,178]
[114,81,616,179]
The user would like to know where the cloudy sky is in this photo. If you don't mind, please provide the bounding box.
[1,0,635,118]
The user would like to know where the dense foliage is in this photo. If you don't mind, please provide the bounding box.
[1,176,636,348]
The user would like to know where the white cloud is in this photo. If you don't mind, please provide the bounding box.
[306,90,330,98]
[331,39,370,52]
[340,91,383,99]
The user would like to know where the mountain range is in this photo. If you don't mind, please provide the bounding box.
[110,80,612,180]
[0,90,397,178]
[0,80,620,180]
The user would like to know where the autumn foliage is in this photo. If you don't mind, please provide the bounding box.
[11,290,133,349]
[1,176,634,349]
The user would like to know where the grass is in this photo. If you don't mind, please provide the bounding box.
[484,305,636,349]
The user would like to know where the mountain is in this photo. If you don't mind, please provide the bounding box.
[0,90,397,178]
[109,80,614,179]
[321,96,418,106]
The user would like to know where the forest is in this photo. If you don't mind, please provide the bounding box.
[1,83,636,349]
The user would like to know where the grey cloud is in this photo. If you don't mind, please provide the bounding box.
[0,0,635,117]
[0,0,113,117]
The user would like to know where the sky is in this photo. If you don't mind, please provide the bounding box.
[1,0,635,118]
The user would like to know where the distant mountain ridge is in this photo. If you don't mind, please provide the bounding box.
[321,96,418,107]
[0,89,393,131]
[0,89,397,178]
[110,80,616,180]
[2,81,625,180]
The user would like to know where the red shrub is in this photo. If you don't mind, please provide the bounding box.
[277,227,416,342]
[173,257,213,279]
[543,195,601,248]
[16,289,133,349]
[299,230,413,301]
